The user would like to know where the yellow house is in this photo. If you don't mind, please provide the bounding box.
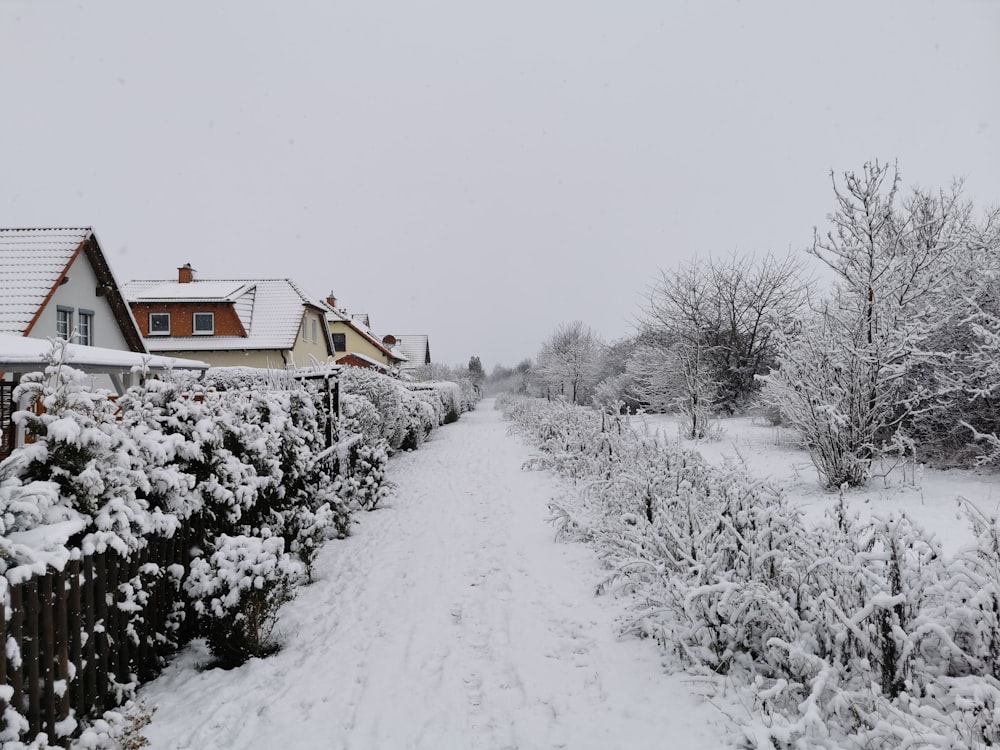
[321,295,406,374]
[123,266,335,369]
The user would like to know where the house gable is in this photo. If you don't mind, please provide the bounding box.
[320,297,401,368]
[392,335,431,371]
[0,228,146,352]
[130,301,248,338]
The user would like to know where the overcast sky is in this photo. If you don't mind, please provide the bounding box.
[2,1,998,370]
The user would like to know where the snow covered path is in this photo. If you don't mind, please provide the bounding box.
[140,400,729,750]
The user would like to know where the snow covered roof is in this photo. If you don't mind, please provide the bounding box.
[324,305,351,323]
[336,352,393,373]
[0,227,93,336]
[124,277,322,352]
[0,333,209,374]
[0,228,147,352]
[126,280,253,302]
[392,335,431,370]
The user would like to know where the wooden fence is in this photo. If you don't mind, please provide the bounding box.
[1,523,203,745]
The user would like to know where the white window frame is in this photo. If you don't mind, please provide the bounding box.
[193,312,215,336]
[56,306,73,341]
[149,312,171,336]
[78,309,94,346]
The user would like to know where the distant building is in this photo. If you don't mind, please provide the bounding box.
[320,294,407,374]
[383,334,431,373]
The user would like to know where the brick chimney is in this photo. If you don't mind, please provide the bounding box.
[326,292,338,309]
[178,263,196,283]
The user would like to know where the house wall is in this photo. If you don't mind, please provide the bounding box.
[31,254,130,350]
[290,310,334,367]
[150,349,296,369]
[329,321,391,366]
[129,302,246,338]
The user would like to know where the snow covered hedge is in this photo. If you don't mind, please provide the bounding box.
[338,367,476,452]
[0,351,473,746]
[0,357,397,745]
[500,394,1000,750]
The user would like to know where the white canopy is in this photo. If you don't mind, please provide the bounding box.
[0,334,208,394]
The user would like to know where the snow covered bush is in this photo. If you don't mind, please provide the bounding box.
[184,533,305,668]
[400,395,436,451]
[407,381,463,425]
[339,368,469,451]
[339,392,382,447]
[332,440,392,512]
[500,394,1000,749]
[339,367,409,451]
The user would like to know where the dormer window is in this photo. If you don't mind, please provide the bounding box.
[193,312,215,335]
[149,313,171,336]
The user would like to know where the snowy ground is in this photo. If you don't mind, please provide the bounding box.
[637,413,1000,555]
[139,400,731,750]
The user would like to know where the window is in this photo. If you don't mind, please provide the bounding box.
[332,333,346,352]
[56,307,73,341]
[302,320,308,342]
[78,310,94,346]
[149,313,171,335]
[311,319,318,343]
[193,312,215,335]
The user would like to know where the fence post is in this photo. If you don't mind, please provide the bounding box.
[39,574,56,738]
[137,540,153,680]
[68,558,84,726]
[10,584,25,730]
[92,553,108,713]
[0,594,6,738]
[24,578,41,736]
[53,567,71,737]
[82,556,97,716]
[105,553,121,690]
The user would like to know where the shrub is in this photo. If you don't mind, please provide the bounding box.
[500,394,1000,749]
[184,533,305,668]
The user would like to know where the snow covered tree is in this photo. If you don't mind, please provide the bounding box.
[898,206,1000,465]
[642,261,718,423]
[764,161,973,487]
[640,252,807,423]
[467,355,484,384]
[705,252,809,410]
[536,321,603,404]
[589,337,642,412]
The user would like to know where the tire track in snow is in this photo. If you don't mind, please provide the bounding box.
[140,400,730,750]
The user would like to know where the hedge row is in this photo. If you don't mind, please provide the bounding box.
[500,395,1000,750]
[0,357,471,747]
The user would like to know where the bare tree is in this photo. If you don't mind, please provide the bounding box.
[638,251,808,429]
[706,252,810,409]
